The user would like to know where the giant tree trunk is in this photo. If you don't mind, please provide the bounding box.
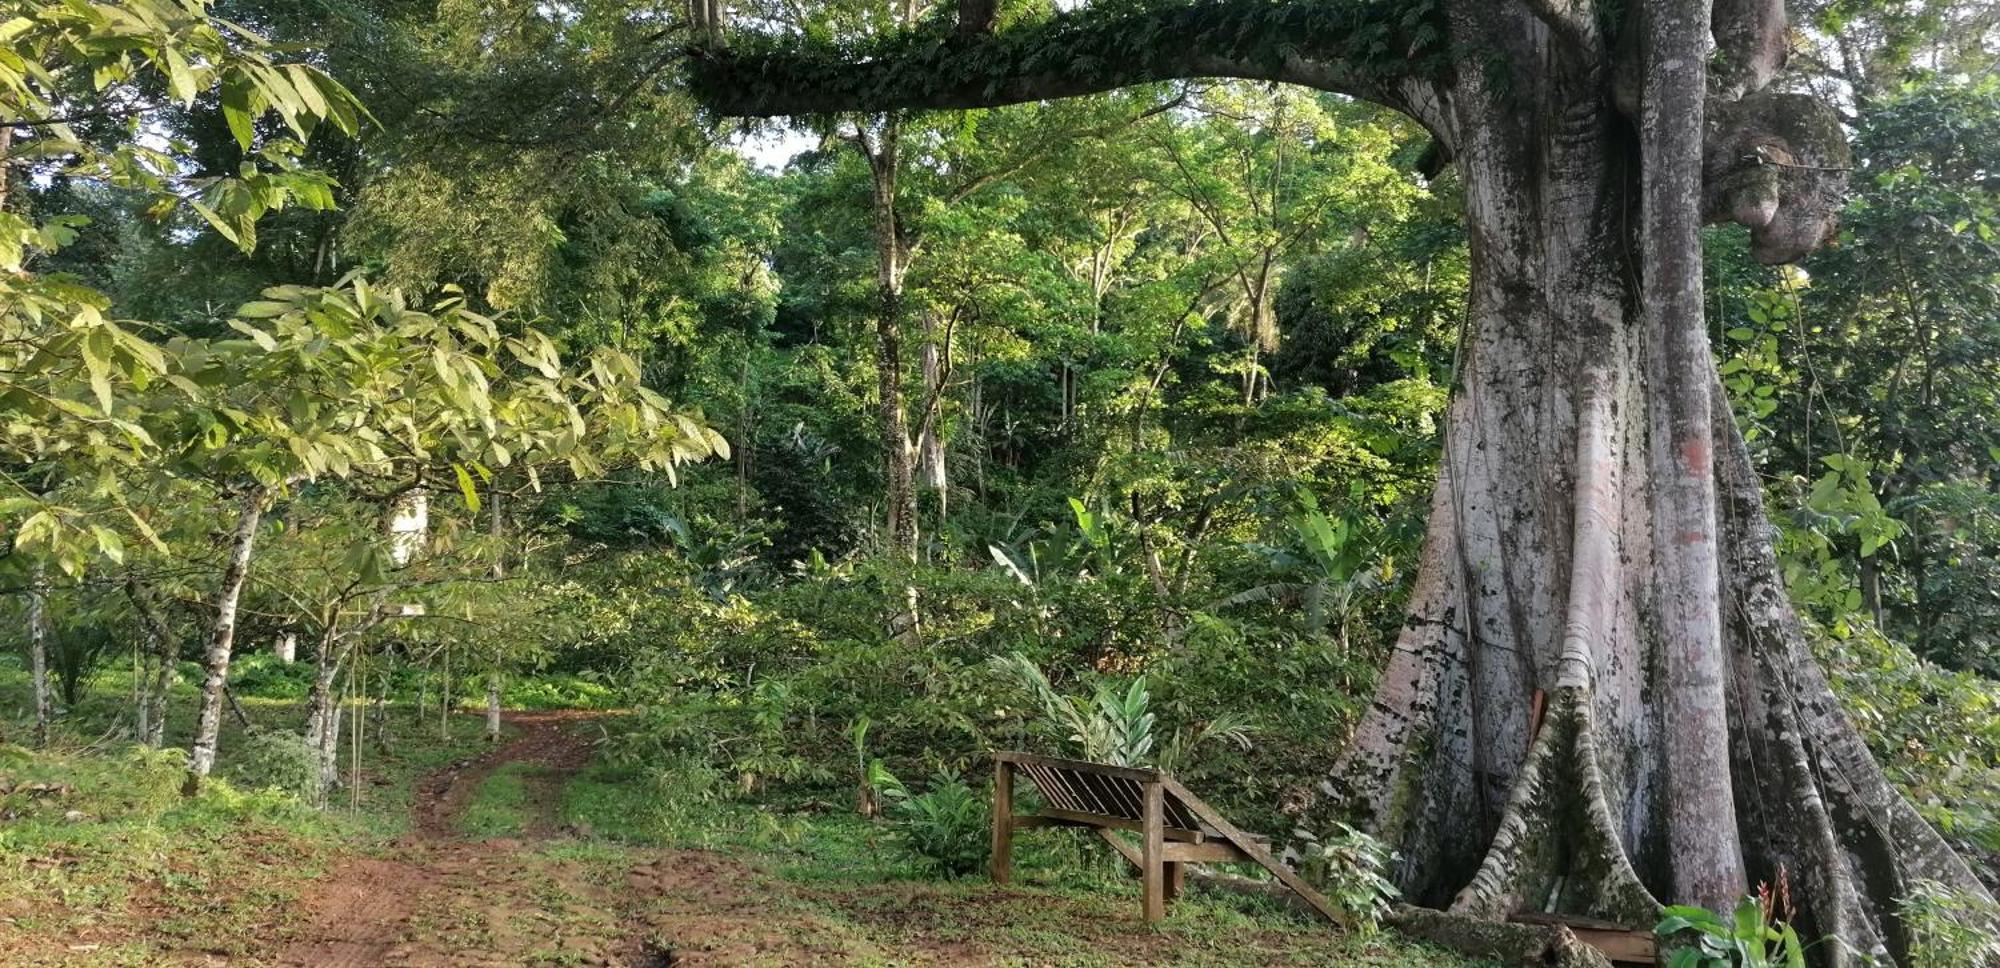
[1317,7,1991,962]
[688,0,1996,961]
[184,488,268,794]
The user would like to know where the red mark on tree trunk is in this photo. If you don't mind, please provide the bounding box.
[1679,437,1711,475]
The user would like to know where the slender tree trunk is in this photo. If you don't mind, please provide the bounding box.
[128,576,175,748]
[184,488,268,795]
[144,658,171,748]
[859,121,920,561]
[917,309,948,522]
[371,667,390,754]
[486,488,506,742]
[1241,342,1260,406]
[304,632,344,804]
[485,672,502,742]
[969,345,988,501]
[27,568,51,748]
[1859,556,1885,628]
[133,638,150,748]
[223,685,253,730]
[439,644,453,740]
[0,125,14,213]
[414,654,429,726]
[736,356,754,523]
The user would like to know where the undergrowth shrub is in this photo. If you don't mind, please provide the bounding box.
[502,676,619,710]
[229,652,316,700]
[0,744,186,827]
[1653,895,1811,968]
[1815,622,2000,878]
[876,767,989,878]
[227,730,320,801]
[1292,821,1400,932]
[1900,879,2000,967]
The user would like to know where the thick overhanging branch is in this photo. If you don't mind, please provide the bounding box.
[1701,90,1851,265]
[686,0,1448,118]
[1709,0,1788,99]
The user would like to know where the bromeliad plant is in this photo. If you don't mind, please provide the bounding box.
[1653,876,1812,968]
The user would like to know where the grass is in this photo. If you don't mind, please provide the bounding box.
[460,760,535,837]
[1,658,1492,966]
[0,657,510,963]
[560,759,1495,966]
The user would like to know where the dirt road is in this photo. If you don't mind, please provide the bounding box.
[277,711,664,967]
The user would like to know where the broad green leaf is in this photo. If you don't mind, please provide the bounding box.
[452,462,481,513]
[228,319,280,351]
[221,73,255,150]
[83,325,115,412]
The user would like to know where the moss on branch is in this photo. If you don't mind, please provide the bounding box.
[687,0,1448,117]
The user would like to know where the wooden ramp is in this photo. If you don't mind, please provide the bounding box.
[990,751,1346,927]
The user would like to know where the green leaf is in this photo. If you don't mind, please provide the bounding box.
[83,325,115,412]
[228,320,280,351]
[1780,924,1805,968]
[1733,898,1765,950]
[90,525,125,564]
[161,46,198,105]
[221,74,255,150]
[286,64,328,119]
[235,299,292,318]
[452,462,481,513]
[124,508,167,553]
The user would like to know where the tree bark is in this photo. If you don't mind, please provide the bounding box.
[304,642,343,804]
[486,487,506,742]
[27,567,51,748]
[917,309,948,522]
[857,120,921,562]
[127,577,175,749]
[689,1,1995,960]
[485,672,502,742]
[184,488,268,794]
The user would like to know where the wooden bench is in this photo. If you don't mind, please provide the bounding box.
[990,751,1345,926]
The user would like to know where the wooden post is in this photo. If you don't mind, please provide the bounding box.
[1165,860,1185,901]
[991,758,1014,885]
[1141,779,1165,923]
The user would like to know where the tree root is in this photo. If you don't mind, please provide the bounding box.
[1451,686,1660,926]
[1391,906,1613,967]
